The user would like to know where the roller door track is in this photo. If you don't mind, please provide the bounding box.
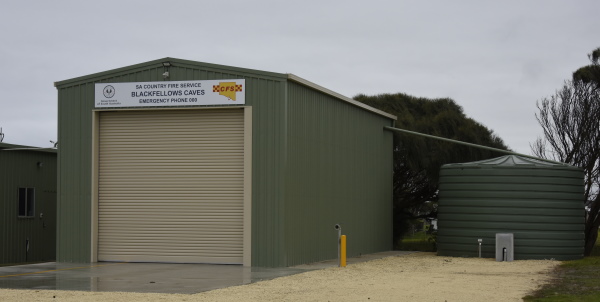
[98,109,244,264]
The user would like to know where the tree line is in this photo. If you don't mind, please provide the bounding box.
[355,93,509,246]
[533,47,600,256]
[356,47,599,255]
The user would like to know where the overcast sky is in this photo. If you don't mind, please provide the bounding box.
[1,0,598,154]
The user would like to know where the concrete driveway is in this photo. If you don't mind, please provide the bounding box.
[0,251,410,294]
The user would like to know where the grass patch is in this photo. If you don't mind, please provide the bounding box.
[396,231,437,252]
[523,244,600,301]
[591,243,600,257]
[523,257,600,302]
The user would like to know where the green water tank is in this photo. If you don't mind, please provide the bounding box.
[437,155,584,260]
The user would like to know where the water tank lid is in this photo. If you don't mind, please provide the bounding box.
[442,155,577,169]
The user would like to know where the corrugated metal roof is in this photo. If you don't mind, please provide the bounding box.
[54,57,287,87]
[443,155,577,168]
[54,57,396,121]
[0,142,57,153]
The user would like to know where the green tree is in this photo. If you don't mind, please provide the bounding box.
[532,47,600,256]
[355,93,509,246]
[573,47,600,85]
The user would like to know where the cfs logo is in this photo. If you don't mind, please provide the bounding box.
[213,82,243,101]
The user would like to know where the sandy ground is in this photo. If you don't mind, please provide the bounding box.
[0,252,558,302]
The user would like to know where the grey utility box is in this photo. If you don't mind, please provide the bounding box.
[495,233,514,261]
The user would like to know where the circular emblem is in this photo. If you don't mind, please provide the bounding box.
[103,85,115,98]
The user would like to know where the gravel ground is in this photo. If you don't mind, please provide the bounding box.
[0,252,558,302]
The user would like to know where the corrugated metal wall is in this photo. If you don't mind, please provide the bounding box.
[0,148,56,264]
[55,58,395,266]
[437,156,585,260]
[282,82,394,266]
[57,82,95,262]
[55,58,288,265]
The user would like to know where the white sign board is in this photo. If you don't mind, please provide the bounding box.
[94,79,245,108]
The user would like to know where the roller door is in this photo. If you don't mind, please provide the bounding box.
[97,109,244,264]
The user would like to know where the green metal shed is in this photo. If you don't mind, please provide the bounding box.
[54,58,396,267]
[0,142,57,264]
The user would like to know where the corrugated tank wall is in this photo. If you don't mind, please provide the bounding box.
[55,58,288,265]
[0,149,56,264]
[437,155,585,260]
[283,81,394,266]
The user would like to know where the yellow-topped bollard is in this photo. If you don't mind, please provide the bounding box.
[340,235,347,267]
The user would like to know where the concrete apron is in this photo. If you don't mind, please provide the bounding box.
[0,251,414,294]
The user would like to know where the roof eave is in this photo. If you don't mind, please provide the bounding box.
[0,142,57,154]
[287,74,397,120]
[54,57,288,88]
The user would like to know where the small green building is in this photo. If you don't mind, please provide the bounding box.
[0,142,57,264]
[54,58,395,267]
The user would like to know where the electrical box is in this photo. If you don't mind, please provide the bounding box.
[495,233,514,261]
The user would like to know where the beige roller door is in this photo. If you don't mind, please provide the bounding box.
[97,109,244,264]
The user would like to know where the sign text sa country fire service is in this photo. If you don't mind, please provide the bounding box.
[94,79,245,108]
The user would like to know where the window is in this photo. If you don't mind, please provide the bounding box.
[18,188,35,217]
